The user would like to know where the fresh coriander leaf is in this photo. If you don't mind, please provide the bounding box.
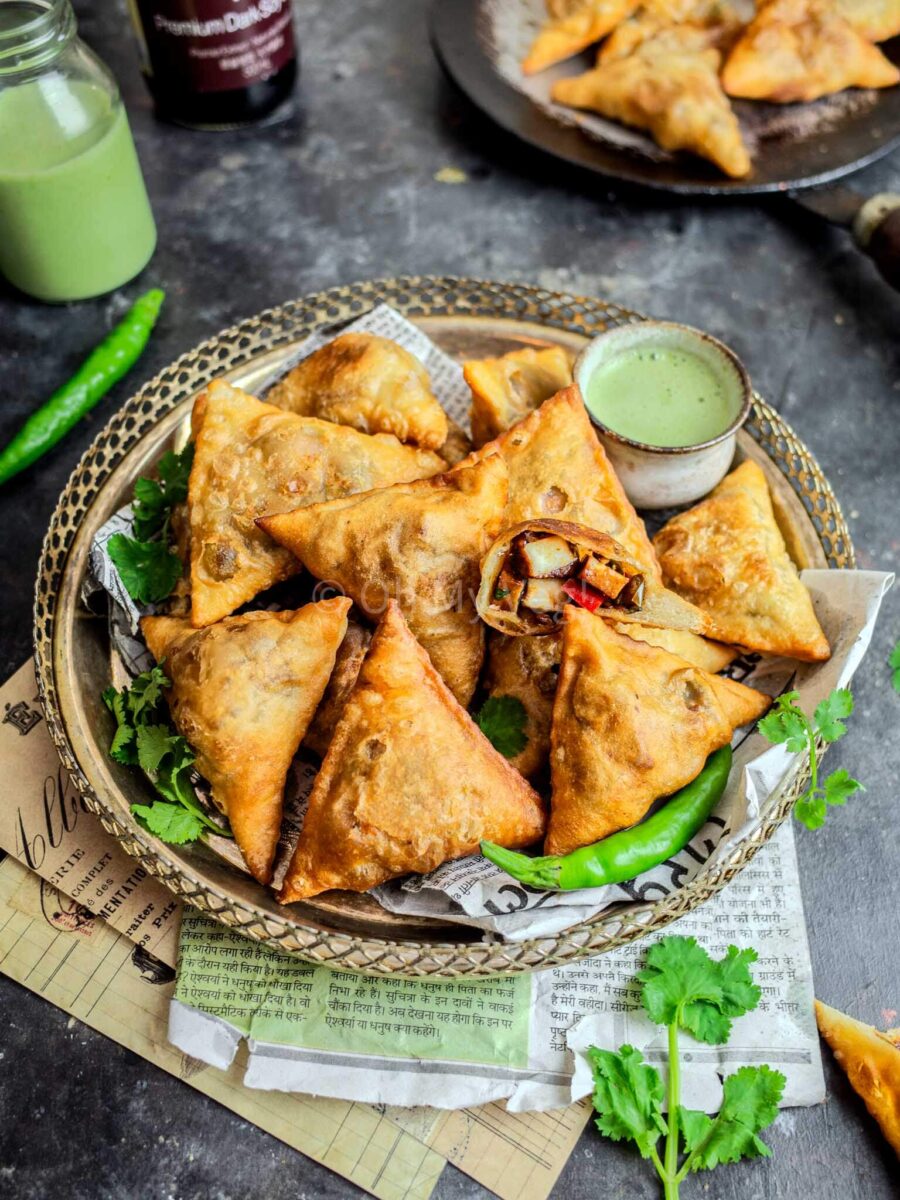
[794,792,827,830]
[131,444,193,541]
[136,723,176,775]
[132,801,205,845]
[474,695,528,758]
[109,721,137,764]
[814,688,853,743]
[757,705,808,754]
[890,641,900,694]
[822,768,863,807]
[637,937,760,1046]
[682,1066,785,1171]
[588,1044,666,1159]
[108,533,182,604]
[126,663,170,721]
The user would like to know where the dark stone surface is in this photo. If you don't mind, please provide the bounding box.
[1,1,899,1197]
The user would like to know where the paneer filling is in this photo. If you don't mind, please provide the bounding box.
[492,532,644,626]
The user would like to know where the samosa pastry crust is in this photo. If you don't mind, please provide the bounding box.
[547,607,769,854]
[653,458,831,661]
[553,31,751,178]
[722,0,900,103]
[465,346,574,448]
[477,519,712,638]
[279,603,546,901]
[835,0,900,43]
[302,618,371,759]
[266,332,449,451]
[188,380,444,627]
[141,598,351,885]
[523,0,641,73]
[816,1000,900,1157]
[259,454,508,706]
[598,5,748,64]
[463,386,658,572]
[483,631,562,780]
[610,623,738,673]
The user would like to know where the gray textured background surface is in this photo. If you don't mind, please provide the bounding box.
[1,1,899,1197]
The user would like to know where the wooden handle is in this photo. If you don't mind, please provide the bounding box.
[852,193,900,292]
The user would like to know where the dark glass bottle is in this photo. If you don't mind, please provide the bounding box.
[127,0,297,129]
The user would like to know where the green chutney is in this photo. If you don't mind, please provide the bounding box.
[585,345,738,448]
[0,79,156,301]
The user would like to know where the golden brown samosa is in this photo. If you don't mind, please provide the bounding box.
[553,28,751,178]
[610,623,738,673]
[188,380,444,627]
[266,332,449,450]
[279,603,546,901]
[598,2,747,63]
[463,386,658,570]
[464,346,574,448]
[483,631,562,780]
[259,454,508,706]
[653,459,831,662]
[722,0,900,102]
[816,1000,900,1156]
[523,0,641,73]
[835,0,900,43]
[302,618,371,759]
[547,607,769,854]
[141,598,351,884]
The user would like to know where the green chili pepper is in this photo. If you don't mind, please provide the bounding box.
[482,745,732,890]
[0,288,165,486]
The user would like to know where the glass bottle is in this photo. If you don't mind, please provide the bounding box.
[0,0,157,302]
[127,0,297,129]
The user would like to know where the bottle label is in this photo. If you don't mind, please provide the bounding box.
[136,0,295,94]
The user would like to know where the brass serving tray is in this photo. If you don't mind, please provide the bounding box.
[33,277,853,977]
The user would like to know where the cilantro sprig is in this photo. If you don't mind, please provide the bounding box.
[589,936,784,1199]
[102,663,228,846]
[758,688,863,830]
[474,695,528,758]
[108,444,193,605]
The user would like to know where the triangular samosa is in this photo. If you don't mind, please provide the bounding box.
[463,385,658,570]
[266,332,449,451]
[547,607,770,854]
[653,459,831,661]
[187,380,445,627]
[141,597,351,884]
[523,0,640,74]
[816,1000,900,1157]
[279,603,546,901]
[464,345,574,448]
[259,454,508,705]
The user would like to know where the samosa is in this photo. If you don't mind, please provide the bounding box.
[259,454,508,705]
[523,0,641,74]
[464,345,574,448]
[141,598,351,884]
[187,380,444,627]
[482,631,563,780]
[653,459,831,661]
[547,607,770,854]
[279,603,546,901]
[266,332,449,451]
[302,618,371,759]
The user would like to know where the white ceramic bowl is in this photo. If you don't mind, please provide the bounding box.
[574,321,752,509]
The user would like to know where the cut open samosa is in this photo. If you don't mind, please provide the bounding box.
[463,385,658,570]
[141,598,351,885]
[547,607,770,854]
[653,459,831,661]
[266,332,449,451]
[815,1000,900,1157]
[279,603,546,901]
[523,0,641,73]
[187,380,444,627]
[259,454,508,705]
[483,631,562,780]
[464,345,574,448]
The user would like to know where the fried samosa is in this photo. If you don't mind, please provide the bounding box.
[653,459,831,661]
[610,623,738,672]
[279,603,546,901]
[259,454,508,706]
[547,607,770,854]
[598,3,747,63]
[462,386,658,570]
[302,618,371,759]
[188,380,444,627]
[141,598,351,884]
[483,631,562,779]
[523,0,641,73]
[464,345,574,448]
[816,1000,900,1156]
[477,519,712,637]
[437,416,474,466]
[266,332,449,451]
[553,29,752,178]
[835,0,900,43]
[722,0,900,102]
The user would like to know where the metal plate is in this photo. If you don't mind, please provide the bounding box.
[34,277,853,976]
[430,0,900,197]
